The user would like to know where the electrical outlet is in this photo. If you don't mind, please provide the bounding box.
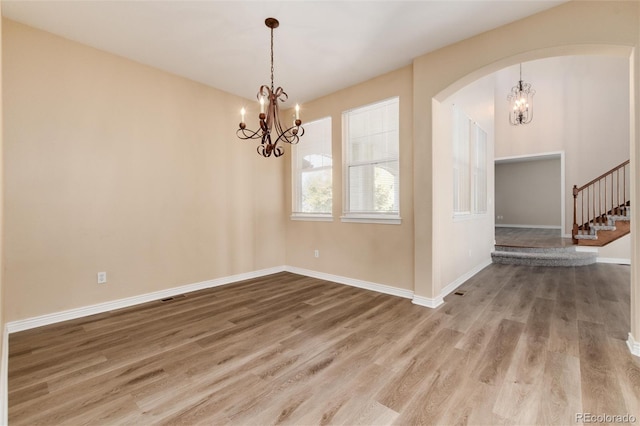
[314,250,319,258]
[97,272,107,284]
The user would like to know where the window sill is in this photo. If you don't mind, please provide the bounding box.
[340,215,402,225]
[290,214,333,222]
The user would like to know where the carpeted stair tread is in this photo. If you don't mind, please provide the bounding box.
[574,234,598,240]
[494,245,575,253]
[574,206,631,241]
[491,246,596,267]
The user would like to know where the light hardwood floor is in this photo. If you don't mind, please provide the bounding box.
[9,264,640,425]
[495,227,574,248]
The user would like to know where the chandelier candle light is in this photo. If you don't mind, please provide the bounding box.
[508,63,535,125]
[237,17,304,157]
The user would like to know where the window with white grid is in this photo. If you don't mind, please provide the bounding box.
[453,105,487,216]
[342,97,400,223]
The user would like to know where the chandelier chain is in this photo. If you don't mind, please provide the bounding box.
[519,63,522,81]
[270,27,275,92]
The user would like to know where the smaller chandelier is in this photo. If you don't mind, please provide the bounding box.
[507,64,535,126]
[237,17,304,158]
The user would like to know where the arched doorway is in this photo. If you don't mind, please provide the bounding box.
[420,44,637,354]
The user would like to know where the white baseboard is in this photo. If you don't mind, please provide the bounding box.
[412,295,443,309]
[6,266,286,333]
[5,261,494,334]
[443,259,492,297]
[6,265,419,334]
[572,247,631,265]
[496,224,561,229]
[627,333,640,357]
[575,246,598,252]
[412,259,492,309]
[284,266,414,300]
[597,257,631,265]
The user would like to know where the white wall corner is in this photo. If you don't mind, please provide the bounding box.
[411,294,444,309]
[628,333,640,357]
[443,259,492,298]
[413,259,491,310]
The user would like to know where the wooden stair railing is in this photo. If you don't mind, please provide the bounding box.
[572,159,630,244]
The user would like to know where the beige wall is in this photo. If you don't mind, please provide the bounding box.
[597,234,631,262]
[415,1,639,307]
[3,20,286,321]
[495,158,561,227]
[284,66,414,291]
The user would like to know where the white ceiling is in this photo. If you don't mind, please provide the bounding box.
[2,1,566,106]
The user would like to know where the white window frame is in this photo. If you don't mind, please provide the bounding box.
[453,104,487,219]
[291,116,333,221]
[341,97,401,224]
[453,107,471,216]
[472,125,488,214]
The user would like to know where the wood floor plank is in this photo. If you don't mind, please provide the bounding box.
[536,350,583,426]
[435,380,506,426]
[536,268,560,301]
[474,318,524,386]
[376,327,463,413]
[574,266,607,324]
[578,320,628,415]
[8,265,635,425]
[393,347,473,425]
[548,271,580,357]
[609,337,640,420]
[493,297,553,422]
[506,266,542,323]
[297,362,395,425]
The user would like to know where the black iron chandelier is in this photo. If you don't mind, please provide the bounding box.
[237,18,304,158]
[507,64,535,125]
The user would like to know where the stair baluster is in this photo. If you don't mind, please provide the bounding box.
[572,159,630,245]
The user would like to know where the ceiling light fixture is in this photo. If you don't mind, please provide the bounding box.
[237,18,303,157]
[507,63,535,126]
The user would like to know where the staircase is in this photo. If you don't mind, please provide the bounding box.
[572,160,631,246]
[491,159,630,267]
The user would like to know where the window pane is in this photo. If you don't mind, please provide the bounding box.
[453,106,470,214]
[473,126,487,213]
[292,117,332,214]
[301,169,332,213]
[348,160,399,214]
[344,97,400,217]
[453,105,487,215]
